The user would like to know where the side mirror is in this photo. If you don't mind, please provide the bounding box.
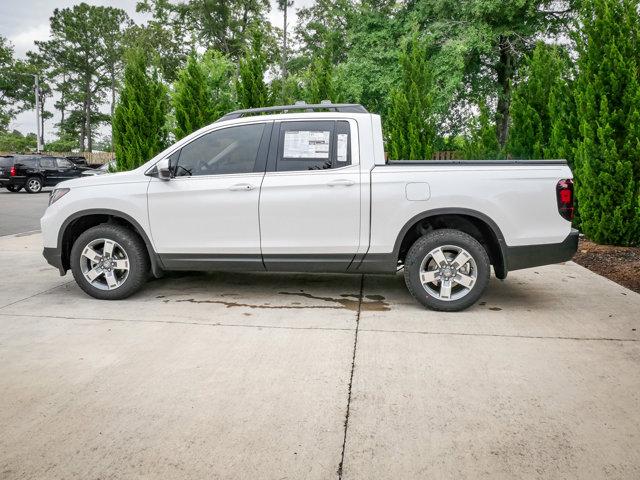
[156,158,172,180]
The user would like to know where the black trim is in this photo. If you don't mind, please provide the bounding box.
[505,229,579,271]
[263,254,356,272]
[348,253,398,273]
[159,253,358,273]
[160,254,265,272]
[43,247,65,276]
[54,209,164,278]
[388,159,568,166]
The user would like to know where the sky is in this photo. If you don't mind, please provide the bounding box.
[0,0,313,141]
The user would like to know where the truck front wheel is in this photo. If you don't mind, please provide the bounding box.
[70,224,150,300]
[404,229,490,312]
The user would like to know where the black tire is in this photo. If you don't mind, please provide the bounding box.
[404,229,490,312]
[70,223,150,300]
[24,176,43,193]
[6,185,22,192]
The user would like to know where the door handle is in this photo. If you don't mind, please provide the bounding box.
[327,179,355,187]
[229,183,255,191]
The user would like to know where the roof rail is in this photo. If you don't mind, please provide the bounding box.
[216,100,368,122]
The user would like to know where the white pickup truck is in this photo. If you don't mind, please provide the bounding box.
[41,103,578,311]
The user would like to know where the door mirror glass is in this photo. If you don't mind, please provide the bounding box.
[157,158,172,180]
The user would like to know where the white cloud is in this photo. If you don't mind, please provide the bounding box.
[9,22,50,58]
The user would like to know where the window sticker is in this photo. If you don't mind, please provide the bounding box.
[337,134,348,163]
[284,130,331,158]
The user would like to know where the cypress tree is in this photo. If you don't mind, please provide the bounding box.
[307,48,335,104]
[236,30,268,109]
[508,43,569,159]
[201,51,237,120]
[386,36,435,160]
[173,55,215,141]
[574,0,640,245]
[113,48,168,171]
[462,102,503,160]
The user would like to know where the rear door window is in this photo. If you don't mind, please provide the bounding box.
[276,121,351,172]
[56,158,74,168]
[39,158,56,168]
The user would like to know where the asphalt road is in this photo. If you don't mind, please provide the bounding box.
[0,188,51,236]
[0,231,638,479]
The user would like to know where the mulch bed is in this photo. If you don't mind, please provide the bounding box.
[573,237,640,294]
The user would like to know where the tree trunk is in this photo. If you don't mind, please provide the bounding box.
[85,77,92,152]
[111,69,116,151]
[282,3,288,88]
[495,36,513,148]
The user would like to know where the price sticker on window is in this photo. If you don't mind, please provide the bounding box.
[337,134,348,163]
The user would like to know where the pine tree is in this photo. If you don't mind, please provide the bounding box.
[507,43,569,159]
[386,36,435,160]
[113,48,168,171]
[173,55,215,140]
[573,0,640,245]
[236,30,268,109]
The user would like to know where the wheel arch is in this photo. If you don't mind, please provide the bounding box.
[394,208,508,279]
[58,209,163,277]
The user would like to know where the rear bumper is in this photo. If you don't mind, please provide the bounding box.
[0,178,25,187]
[43,247,66,276]
[505,229,579,272]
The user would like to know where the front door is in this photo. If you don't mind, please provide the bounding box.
[147,121,271,270]
[259,120,361,271]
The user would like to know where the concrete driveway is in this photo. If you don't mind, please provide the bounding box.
[0,232,638,479]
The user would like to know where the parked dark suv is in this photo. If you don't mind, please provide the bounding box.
[0,155,90,193]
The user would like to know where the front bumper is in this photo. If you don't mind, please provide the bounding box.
[43,247,66,276]
[505,229,579,272]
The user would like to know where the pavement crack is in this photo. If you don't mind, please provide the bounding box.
[0,281,73,310]
[360,328,639,342]
[337,274,364,479]
[0,311,355,333]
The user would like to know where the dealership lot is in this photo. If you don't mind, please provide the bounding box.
[0,189,50,236]
[0,229,639,478]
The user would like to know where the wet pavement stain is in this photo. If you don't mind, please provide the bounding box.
[166,290,391,311]
[279,291,390,311]
[489,307,503,311]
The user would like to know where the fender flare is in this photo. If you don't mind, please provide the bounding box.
[58,208,164,277]
[392,207,509,278]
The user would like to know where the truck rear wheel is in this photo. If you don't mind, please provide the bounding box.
[404,229,490,312]
[70,224,150,300]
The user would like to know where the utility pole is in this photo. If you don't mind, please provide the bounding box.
[34,74,42,152]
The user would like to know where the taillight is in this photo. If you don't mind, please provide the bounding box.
[10,166,16,177]
[556,179,574,221]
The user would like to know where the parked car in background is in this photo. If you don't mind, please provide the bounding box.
[82,160,116,176]
[0,154,91,193]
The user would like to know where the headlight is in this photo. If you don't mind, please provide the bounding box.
[49,188,70,206]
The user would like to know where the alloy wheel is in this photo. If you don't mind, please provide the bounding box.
[79,238,130,291]
[419,244,478,301]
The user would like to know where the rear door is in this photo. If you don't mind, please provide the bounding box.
[38,157,58,185]
[54,157,80,182]
[259,120,361,271]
